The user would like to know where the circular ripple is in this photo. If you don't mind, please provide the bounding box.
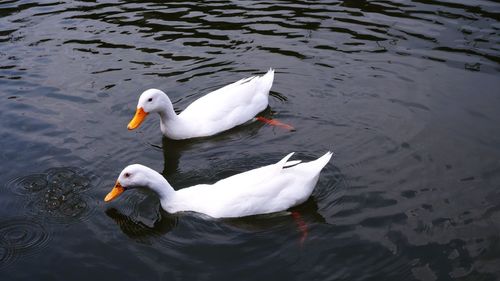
[0,245,16,269]
[5,174,48,195]
[5,167,99,225]
[0,220,50,254]
[45,167,92,193]
[25,193,96,225]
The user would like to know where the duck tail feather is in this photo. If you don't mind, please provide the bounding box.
[257,68,274,94]
[284,160,302,168]
[314,151,334,169]
[277,152,295,168]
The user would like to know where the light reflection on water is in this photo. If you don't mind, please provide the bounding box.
[1,0,500,280]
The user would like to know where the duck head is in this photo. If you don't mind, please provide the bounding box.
[128,89,173,130]
[104,164,174,203]
[104,164,151,202]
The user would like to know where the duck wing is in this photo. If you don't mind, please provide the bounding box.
[179,69,274,129]
[213,152,294,189]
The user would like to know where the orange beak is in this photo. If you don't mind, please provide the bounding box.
[104,181,125,202]
[127,107,148,130]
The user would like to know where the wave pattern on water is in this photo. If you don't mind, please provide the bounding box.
[1,0,499,88]
[0,0,500,280]
[5,167,98,225]
[0,219,51,269]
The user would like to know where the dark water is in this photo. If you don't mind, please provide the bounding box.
[1,0,500,280]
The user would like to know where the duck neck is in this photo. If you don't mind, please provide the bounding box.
[145,168,176,202]
[157,97,183,138]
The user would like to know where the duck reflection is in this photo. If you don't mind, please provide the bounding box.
[105,198,325,245]
[105,207,178,244]
[224,198,326,246]
[159,111,268,176]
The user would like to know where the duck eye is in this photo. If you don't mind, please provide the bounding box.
[148,98,153,102]
[124,173,130,178]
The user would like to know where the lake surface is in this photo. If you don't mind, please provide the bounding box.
[1,0,500,280]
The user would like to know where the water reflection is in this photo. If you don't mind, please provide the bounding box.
[106,198,326,246]
[156,107,279,176]
[105,207,178,245]
[1,0,500,279]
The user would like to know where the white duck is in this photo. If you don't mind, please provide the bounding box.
[128,69,282,140]
[104,152,333,218]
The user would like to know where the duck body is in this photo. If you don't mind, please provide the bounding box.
[105,152,333,218]
[128,69,275,140]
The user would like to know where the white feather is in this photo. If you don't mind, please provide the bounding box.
[133,69,275,140]
[109,151,333,218]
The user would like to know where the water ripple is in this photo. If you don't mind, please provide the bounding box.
[0,219,51,268]
[0,244,15,269]
[0,220,50,251]
[4,168,98,225]
[6,174,48,195]
[1,0,500,279]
